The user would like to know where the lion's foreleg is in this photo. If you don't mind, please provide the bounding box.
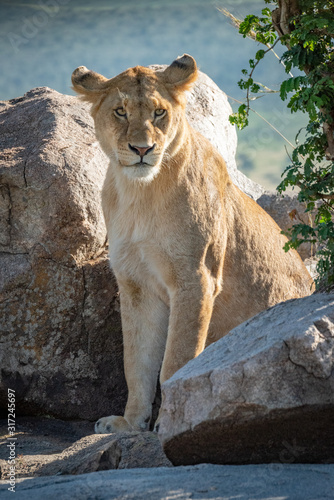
[95,284,168,433]
[121,285,169,430]
[160,273,215,383]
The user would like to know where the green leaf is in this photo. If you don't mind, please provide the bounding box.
[304,158,313,178]
[255,49,265,61]
[250,83,261,93]
[229,104,249,130]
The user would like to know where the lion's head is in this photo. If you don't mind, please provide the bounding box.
[72,54,198,182]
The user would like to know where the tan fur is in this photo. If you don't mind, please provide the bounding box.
[72,55,314,434]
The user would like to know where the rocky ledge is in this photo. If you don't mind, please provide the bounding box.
[159,293,334,465]
[1,463,334,500]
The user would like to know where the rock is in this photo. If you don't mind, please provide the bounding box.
[0,87,126,420]
[158,293,334,465]
[257,190,315,260]
[1,464,334,500]
[61,432,171,475]
[0,417,170,479]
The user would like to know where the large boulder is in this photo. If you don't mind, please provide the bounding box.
[158,293,334,465]
[0,87,126,419]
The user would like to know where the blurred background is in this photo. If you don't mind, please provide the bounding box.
[0,0,306,189]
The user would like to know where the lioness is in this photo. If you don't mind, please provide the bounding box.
[72,54,313,434]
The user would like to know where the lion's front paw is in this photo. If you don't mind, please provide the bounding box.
[94,415,134,434]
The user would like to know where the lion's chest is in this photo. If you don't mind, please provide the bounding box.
[108,221,171,300]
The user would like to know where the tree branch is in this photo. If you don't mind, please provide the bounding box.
[271,0,301,39]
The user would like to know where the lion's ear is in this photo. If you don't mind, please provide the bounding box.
[163,54,198,92]
[71,66,109,102]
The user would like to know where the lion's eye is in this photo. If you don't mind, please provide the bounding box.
[114,108,127,117]
[155,109,166,118]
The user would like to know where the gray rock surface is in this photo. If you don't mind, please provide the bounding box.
[257,190,315,260]
[0,87,126,420]
[158,293,334,465]
[0,464,333,499]
[61,432,171,475]
[0,417,170,479]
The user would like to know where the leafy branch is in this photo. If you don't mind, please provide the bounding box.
[223,0,334,290]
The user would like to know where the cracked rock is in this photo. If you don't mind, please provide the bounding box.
[158,294,334,465]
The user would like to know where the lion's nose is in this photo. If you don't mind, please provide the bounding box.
[128,144,156,157]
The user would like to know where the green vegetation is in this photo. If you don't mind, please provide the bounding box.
[229,0,334,290]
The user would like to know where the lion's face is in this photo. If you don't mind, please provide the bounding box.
[72,55,198,182]
[94,74,179,182]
